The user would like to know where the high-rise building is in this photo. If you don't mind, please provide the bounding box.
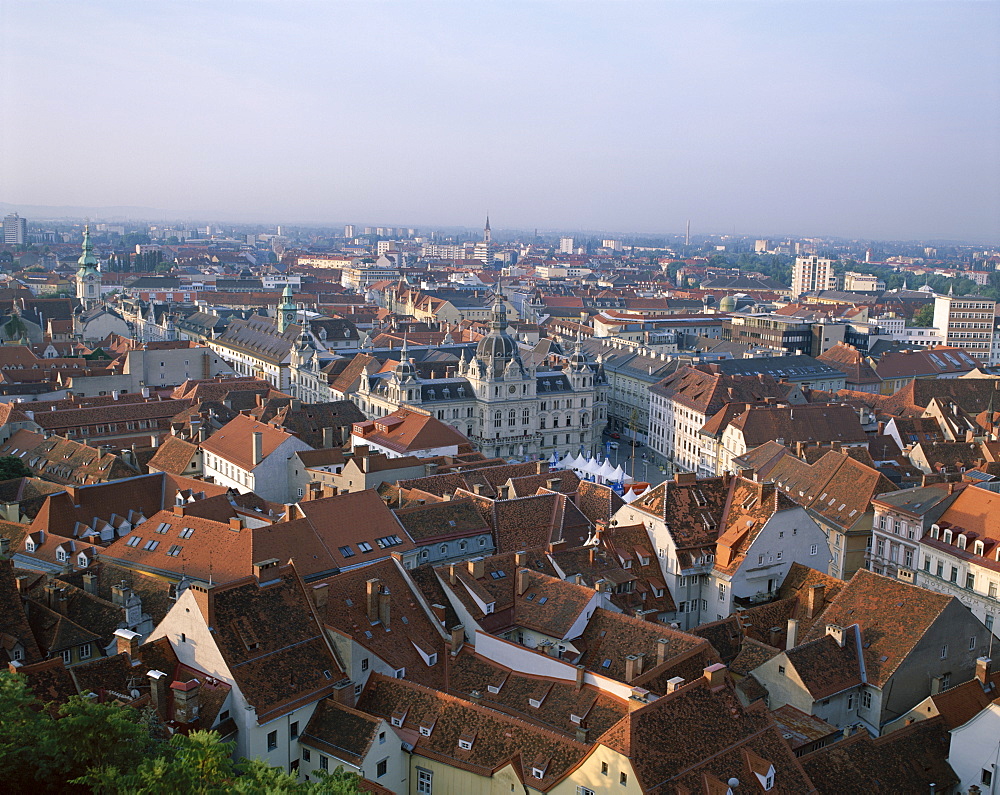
[343,224,355,239]
[559,237,574,254]
[933,292,996,363]
[791,255,837,298]
[3,213,27,245]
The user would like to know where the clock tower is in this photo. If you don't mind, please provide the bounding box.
[76,225,102,311]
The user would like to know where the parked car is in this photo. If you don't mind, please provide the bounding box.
[609,442,619,450]
[609,432,621,439]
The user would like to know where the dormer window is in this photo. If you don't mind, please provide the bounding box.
[958,534,968,550]
[974,540,985,556]
[56,549,67,562]
[25,540,35,552]
[931,525,940,539]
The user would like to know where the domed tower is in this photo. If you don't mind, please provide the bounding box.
[719,294,737,313]
[76,225,102,311]
[277,283,296,333]
[475,282,520,377]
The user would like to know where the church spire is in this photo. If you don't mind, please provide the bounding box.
[484,214,491,245]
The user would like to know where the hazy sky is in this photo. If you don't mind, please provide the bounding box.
[3,1,999,241]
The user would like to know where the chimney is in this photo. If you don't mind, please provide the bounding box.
[625,653,645,682]
[703,663,727,691]
[575,664,585,691]
[114,628,141,660]
[173,503,187,517]
[252,431,263,466]
[825,624,847,648]
[252,558,279,583]
[81,572,97,594]
[229,517,243,531]
[450,624,464,656]
[516,568,530,596]
[333,678,356,708]
[655,637,671,666]
[189,581,213,627]
[627,686,650,712]
[322,426,334,448]
[546,478,560,491]
[0,537,9,558]
[666,676,685,694]
[431,603,446,626]
[467,557,485,579]
[311,582,329,610]
[473,483,484,495]
[378,587,391,629]
[515,550,527,567]
[976,657,992,686]
[575,725,589,743]
[366,578,381,623]
[171,679,201,724]
[769,626,783,648]
[806,583,825,619]
[786,619,799,650]
[148,670,169,719]
[498,484,510,500]
[449,563,458,585]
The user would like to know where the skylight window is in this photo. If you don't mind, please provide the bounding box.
[142,540,159,551]
[179,527,195,539]
[126,536,141,547]
[339,545,355,558]
[358,542,373,553]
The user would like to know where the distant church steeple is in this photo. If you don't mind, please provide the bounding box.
[484,215,492,245]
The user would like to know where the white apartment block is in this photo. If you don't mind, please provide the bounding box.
[791,255,837,299]
[933,294,996,363]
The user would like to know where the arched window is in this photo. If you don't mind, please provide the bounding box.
[494,411,502,429]
[522,408,530,425]
[508,410,516,427]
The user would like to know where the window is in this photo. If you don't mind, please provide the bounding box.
[61,649,72,665]
[417,769,432,793]
[80,643,92,660]
[578,788,596,795]
[357,542,373,553]
[339,545,355,558]
[778,665,785,675]
[941,644,949,660]
[950,566,958,583]
[267,730,277,751]
[320,755,328,771]
[847,693,854,710]
[377,759,387,778]
[718,583,726,601]
[968,573,976,590]
[361,658,369,672]
[143,539,159,551]
[167,545,182,557]
[126,536,141,547]
[601,762,609,776]
[861,691,872,709]
[620,772,628,786]
[983,768,994,788]
[970,635,978,650]
[302,748,310,762]
[379,731,385,744]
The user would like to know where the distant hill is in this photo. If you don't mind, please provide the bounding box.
[0,202,169,221]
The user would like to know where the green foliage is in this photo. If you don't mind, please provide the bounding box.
[910,304,935,327]
[0,455,34,481]
[0,672,362,794]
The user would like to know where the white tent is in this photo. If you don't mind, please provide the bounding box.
[583,455,602,478]
[610,463,626,483]
[599,458,617,482]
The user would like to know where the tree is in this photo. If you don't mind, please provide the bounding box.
[0,455,34,481]
[0,671,362,794]
[911,304,935,327]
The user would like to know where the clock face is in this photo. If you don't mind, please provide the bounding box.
[508,385,517,394]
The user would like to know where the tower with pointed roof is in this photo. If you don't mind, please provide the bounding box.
[277,283,296,333]
[76,225,102,311]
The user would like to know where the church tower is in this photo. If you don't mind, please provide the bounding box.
[277,283,297,333]
[76,225,102,311]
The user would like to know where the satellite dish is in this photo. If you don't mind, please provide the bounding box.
[130,689,140,699]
